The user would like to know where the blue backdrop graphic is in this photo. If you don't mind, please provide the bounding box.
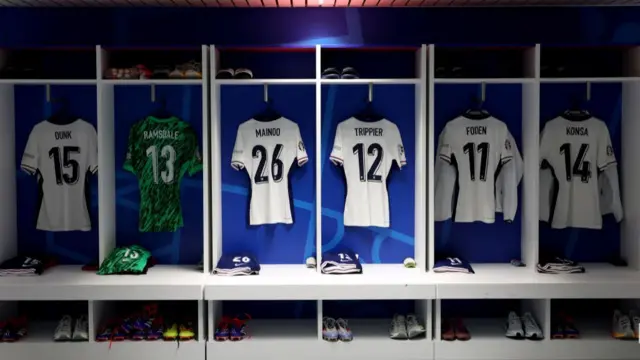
[538,83,622,262]
[15,85,99,265]
[434,84,523,263]
[114,86,204,265]
[321,85,415,264]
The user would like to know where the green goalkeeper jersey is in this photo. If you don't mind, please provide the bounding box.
[97,245,151,275]
[124,116,203,232]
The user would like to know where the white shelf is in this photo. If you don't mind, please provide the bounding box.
[433,78,535,84]
[540,77,640,83]
[205,264,436,300]
[0,265,204,300]
[320,79,420,85]
[435,318,638,360]
[215,79,315,85]
[91,341,204,360]
[435,264,640,299]
[544,319,639,360]
[100,79,203,85]
[435,318,546,360]
[207,319,433,360]
[0,79,98,85]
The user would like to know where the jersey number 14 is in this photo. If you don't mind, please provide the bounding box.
[560,143,591,182]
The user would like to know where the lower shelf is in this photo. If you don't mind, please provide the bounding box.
[435,318,638,360]
[0,341,204,360]
[207,319,433,360]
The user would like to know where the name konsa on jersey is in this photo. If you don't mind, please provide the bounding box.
[566,126,589,136]
[143,130,180,140]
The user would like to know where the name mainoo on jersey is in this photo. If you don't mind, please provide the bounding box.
[566,126,589,136]
[466,126,487,135]
[143,130,180,140]
[354,128,383,136]
[55,131,73,140]
[256,128,281,137]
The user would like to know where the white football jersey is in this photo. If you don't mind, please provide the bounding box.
[231,117,308,225]
[539,116,622,229]
[436,116,517,223]
[21,119,98,231]
[330,118,406,228]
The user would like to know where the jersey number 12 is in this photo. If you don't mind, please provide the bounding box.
[353,143,383,182]
[463,142,489,181]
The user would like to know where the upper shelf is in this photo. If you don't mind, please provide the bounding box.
[0,265,204,300]
[0,45,638,85]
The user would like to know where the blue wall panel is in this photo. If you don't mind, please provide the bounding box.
[114,85,203,265]
[220,85,316,264]
[433,84,523,263]
[15,85,98,265]
[539,83,622,262]
[321,85,415,264]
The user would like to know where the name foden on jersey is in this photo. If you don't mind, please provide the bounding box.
[55,131,73,140]
[354,128,383,136]
[256,128,281,137]
[466,126,487,135]
[566,126,589,136]
[143,130,180,140]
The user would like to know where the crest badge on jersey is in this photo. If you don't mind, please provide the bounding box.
[398,145,405,156]
[298,141,305,152]
[607,145,614,157]
[505,139,512,150]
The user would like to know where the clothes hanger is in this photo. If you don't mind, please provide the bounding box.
[149,97,173,119]
[252,98,281,122]
[561,94,591,121]
[353,98,384,122]
[47,97,77,125]
[462,95,491,120]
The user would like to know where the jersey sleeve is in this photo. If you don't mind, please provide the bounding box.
[600,164,624,223]
[295,126,308,166]
[187,127,203,176]
[330,124,344,166]
[500,129,515,165]
[88,125,98,175]
[21,128,39,175]
[437,125,453,164]
[393,124,407,168]
[123,124,136,174]
[434,128,456,221]
[597,124,617,171]
[496,131,522,212]
[231,127,246,170]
